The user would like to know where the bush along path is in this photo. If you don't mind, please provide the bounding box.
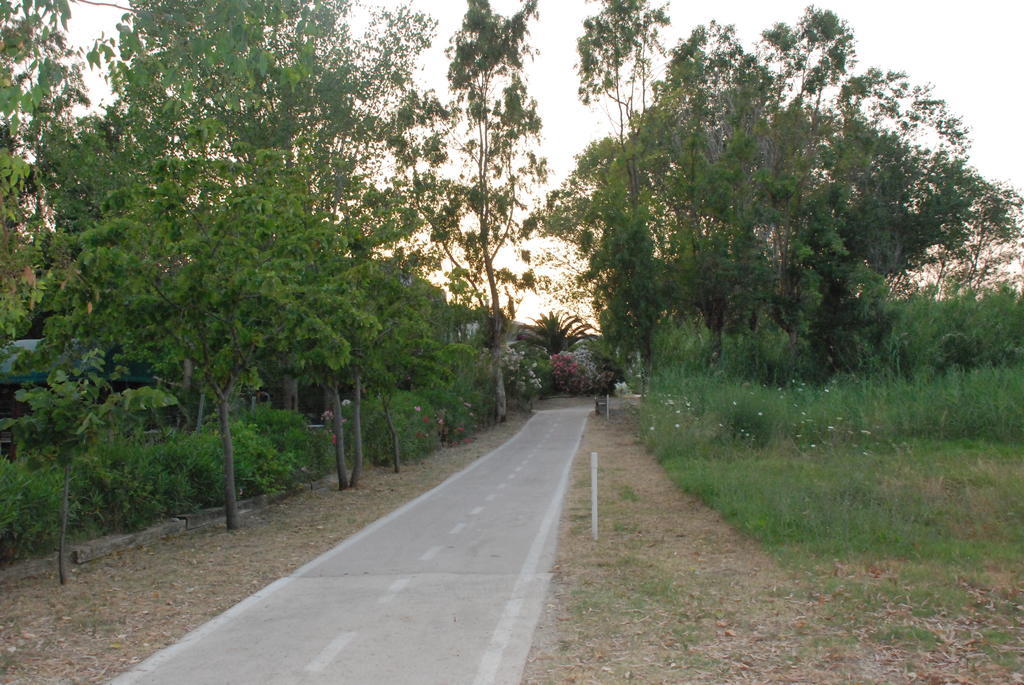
[0,413,530,684]
[523,404,1023,684]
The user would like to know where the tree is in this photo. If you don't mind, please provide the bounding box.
[106,0,435,223]
[56,0,438,514]
[755,9,1020,366]
[75,149,329,530]
[743,9,855,355]
[577,0,668,189]
[554,6,1022,379]
[1,348,173,583]
[358,268,449,474]
[541,0,669,385]
[289,234,362,490]
[541,140,668,385]
[1,0,88,338]
[442,0,545,422]
[924,178,1024,293]
[638,22,774,362]
[521,311,593,355]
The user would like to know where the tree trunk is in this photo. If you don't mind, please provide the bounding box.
[350,367,363,487]
[626,156,641,206]
[381,394,400,474]
[483,247,507,423]
[330,385,348,490]
[57,463,71,585]
[706,308,725,365]
[195,392,206,433]
[282,376,299,412]
[640,332,654,397]
[218,396,240,530]
[182,360,197,431]
[710,326,723,365]
[493,346,507,423]
[787,327,799,358]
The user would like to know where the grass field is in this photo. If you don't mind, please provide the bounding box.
[640,367,1024,674]
[525,403,1024,683]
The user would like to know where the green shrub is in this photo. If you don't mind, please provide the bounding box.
[239,405,309,441]
[533,356,554,397]
[648,364,1024,451]
[337,363,494,469]
[230,421,297,496]
[0,372,486,563]
[354,389,485,467]
[0,406,339,563]
[238,405,332,484]
[145,429,222,511]
[0,460,61,562]
[653,321,814,386]
[75,440,168,535]
[357,394,440,467]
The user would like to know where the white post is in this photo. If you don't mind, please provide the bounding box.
[590,451,598,540]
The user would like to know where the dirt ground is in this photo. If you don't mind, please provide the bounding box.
[522,403,1024,684]
[0,413,531,685]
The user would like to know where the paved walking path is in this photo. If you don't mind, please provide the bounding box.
[111,402,591,685]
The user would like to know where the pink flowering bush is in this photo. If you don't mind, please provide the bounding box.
[550,345,618,395]
[551,352,592,394]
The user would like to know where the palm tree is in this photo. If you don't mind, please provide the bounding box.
[520,311,593,355]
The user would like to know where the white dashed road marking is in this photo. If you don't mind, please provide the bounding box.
[304,632,357,673]
[419,546,443,561]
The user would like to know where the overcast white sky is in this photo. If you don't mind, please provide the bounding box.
[69,0,1024,317]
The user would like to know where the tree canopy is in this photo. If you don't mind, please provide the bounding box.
[544,6,1023,376]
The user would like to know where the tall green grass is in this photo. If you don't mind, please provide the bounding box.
[654,287,1024,384]
[889,287,1024,376]
[649,365,1024,450]
[643,367,1024,562]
